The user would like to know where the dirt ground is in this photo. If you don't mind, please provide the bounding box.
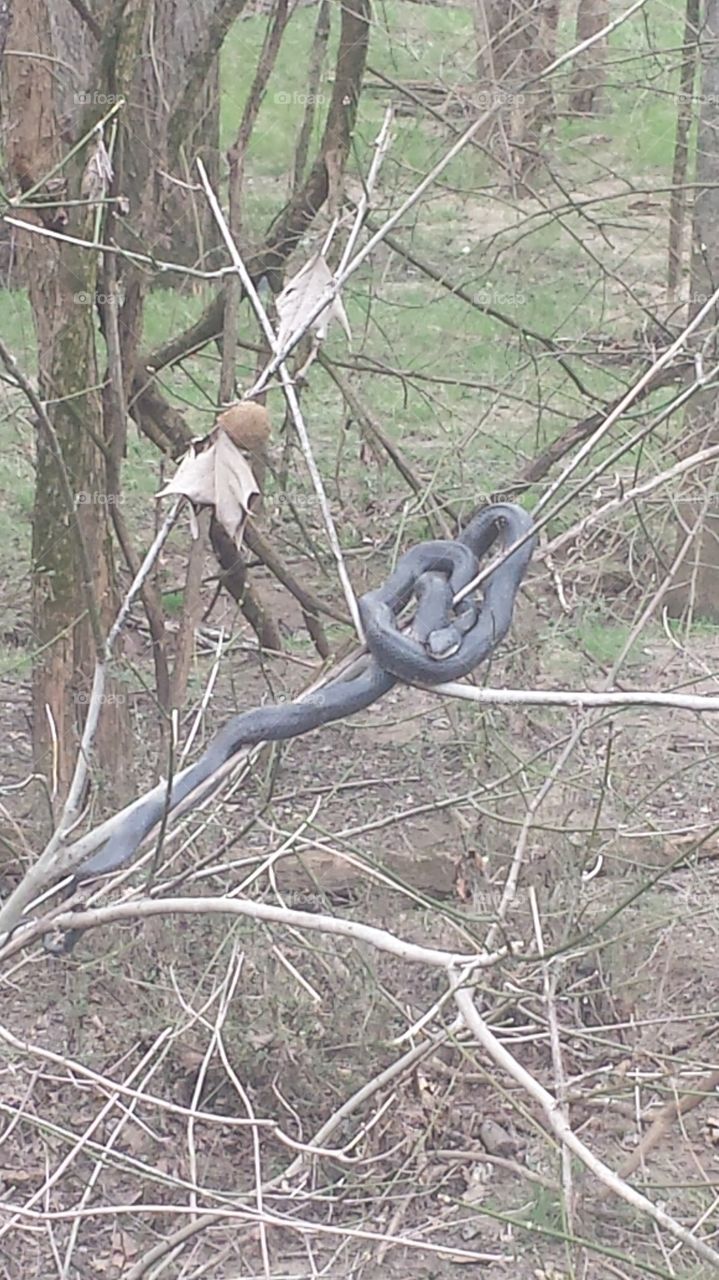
[2,533,719,1280]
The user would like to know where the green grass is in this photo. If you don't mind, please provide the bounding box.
[0,0,695,601]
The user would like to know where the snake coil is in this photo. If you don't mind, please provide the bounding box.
[51,503,535,950]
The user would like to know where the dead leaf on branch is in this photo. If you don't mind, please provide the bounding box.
[157,402,270,546]
[81,128,114,205]
[276,252,352,350]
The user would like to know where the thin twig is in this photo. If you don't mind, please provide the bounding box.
[196,158,364,637]
[453,984,719,1269]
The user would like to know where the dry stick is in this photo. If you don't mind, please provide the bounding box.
[249,0,649,399]
[460,511,718,1257]
[504,365,684,497]
[111,505,171,709]
[483,722,584,957]
[0,1032,171,1245]
[512,360,703,522]
[243,520,350,625]
[9,96,125,208]
[317,353,456,533]
[3,214,237,281]
[0,499,182,936]
[57,1036,172,1279]
[120,1209,510,1279]
[543,442,719,558]
[534,282,719,518]
[196,160,364,639]
[293,107,393,383]
[617,1068,719,1186]
[0,1022,273,1132]
[0,896,504,970]
[444,511,718,1263]
[362,217,591,401]
[169,509,209,710]
[425,685,719,714]
[529,887,574,1241]
[453,984,719,1269]
[337,105,394,277]
[455,352,719,608]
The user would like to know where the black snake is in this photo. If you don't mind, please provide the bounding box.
[52,503,535,948]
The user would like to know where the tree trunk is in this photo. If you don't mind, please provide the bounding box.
[666,0,701,301]
[3,0,256,803]
[154,1,223,279]
[666,0,719,622]
[2,0,131,801]
[472,0,559,182]
[569,0,609,116]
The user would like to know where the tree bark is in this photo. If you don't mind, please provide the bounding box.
[155,1,225,278]
[568,0,609,116]
[2,0,130,800]
[666,0,719,622]
[666,0,701,300]
[472,0,559,182]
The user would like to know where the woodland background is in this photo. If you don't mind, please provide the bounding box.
[1,1,719,1277]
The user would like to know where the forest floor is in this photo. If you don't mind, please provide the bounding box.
[2,515,719,1279]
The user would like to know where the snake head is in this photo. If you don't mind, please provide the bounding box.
[425,600,478,660]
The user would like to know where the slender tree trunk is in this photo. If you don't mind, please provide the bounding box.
[155,1,224,278]
[667,0,719,622]
[569,0,609,116]
[292,0,331,193]
[1,0,249,805]
[667,0,701,301]
[2,0,130,800]
[472,0,558,182]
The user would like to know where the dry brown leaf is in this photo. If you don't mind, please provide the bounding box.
[276,253,351,349]
[0,1167,40,1185]
[81,130,113,205]
[157,420,260,547]
[111,1228,139,1261]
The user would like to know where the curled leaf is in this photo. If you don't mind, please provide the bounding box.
[81,130,114,205]
[157,407,264,545]
[276,253,351,349]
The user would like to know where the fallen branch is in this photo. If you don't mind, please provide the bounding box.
[0,894,504,969]
[453,984,719,1269]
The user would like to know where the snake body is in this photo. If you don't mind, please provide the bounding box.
[72,503,535,886]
